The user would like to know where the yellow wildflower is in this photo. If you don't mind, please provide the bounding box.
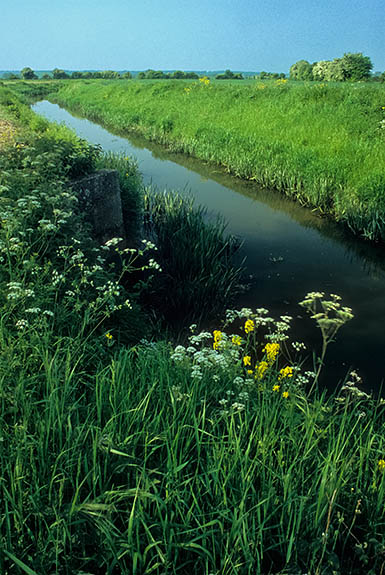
[282,391,289,399]
[243,355,251,367]
[378,459,385,472]
[272,385,280,392]
[232,335,242,346]
[105,332,113,340]
[279,366,294,380]
[199,76,210,86]
[244,319,255,334]
[263,343,280,364]
[255,361,268,380]
[213,330,222,350]
[247,369,253,375]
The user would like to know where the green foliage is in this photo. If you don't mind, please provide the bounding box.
[170,70,199,79]
[142,190,243,325]
[311,53,373,82]
[52,67,69,79]
[338,52,373,81]
[137,69,200,80]
[2,72,20,80]
[100,70,120,79]
[20,66,37,80]
[91,70,121,79]
[216,69,244,80]
[0,84,152,342]
[312,59,340,81]
[1,316,384,574]
[51,79,385,241]
[70,70,84,79]
[170,70,185,79]
[144,69,167,79]
[3,80,60,102]
[259,71,286,80]
[289,59,313,80]
[70,71,123,80]
[1,80,385,575]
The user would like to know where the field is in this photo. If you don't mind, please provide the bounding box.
[1,84,385,574]
[46,78,385,242]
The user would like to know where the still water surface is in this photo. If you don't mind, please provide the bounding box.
[32,100,385,392]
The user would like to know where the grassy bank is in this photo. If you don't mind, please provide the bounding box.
[1,85,385,575]
[49,78,385,241]
[1,79,61,102]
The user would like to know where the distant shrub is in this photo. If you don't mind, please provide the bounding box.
[21,66,37,80]
[216,69,244,80]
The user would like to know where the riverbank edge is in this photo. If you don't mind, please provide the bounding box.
[46,79,385,244]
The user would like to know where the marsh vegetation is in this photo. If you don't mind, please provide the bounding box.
[1,83,385,574]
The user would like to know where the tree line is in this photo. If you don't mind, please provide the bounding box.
[10,68,202,81]
[6,56,384,83]
[289,53,384,82]
[11,68,132,80]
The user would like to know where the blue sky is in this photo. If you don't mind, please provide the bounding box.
[1,0,384,72]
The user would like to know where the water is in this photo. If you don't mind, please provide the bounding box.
[32,100,385,392]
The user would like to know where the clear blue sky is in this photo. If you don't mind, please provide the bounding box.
[1,0,384,72]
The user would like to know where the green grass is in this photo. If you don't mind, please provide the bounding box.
[1,79,61,102]
[49,78,385,241]
[1,84,385,575]
[1,332,385,575]
[142,190,243,327]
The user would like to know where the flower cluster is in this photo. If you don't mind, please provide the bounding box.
[199,76,210,86]
[213,330,223,350]
[299,292,354,343]
[0,132,162,340]
[263,342,280,364]
[169,292,358,416]
[169,305,310,414]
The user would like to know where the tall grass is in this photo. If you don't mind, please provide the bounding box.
[1,84,385,575]
[142,190,243,326]
[50,79,385,241]
[1,79,61,102]
[1,336,385,574]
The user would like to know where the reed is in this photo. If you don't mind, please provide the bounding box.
[142,189,243,326]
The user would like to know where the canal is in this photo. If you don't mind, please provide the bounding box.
[32,100,385,393]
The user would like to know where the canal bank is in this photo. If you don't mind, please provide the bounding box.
[32,100,385,392]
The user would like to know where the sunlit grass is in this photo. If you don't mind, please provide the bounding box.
[1,331,385,574]
[51,79,385,241]
[1,82,385,575]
